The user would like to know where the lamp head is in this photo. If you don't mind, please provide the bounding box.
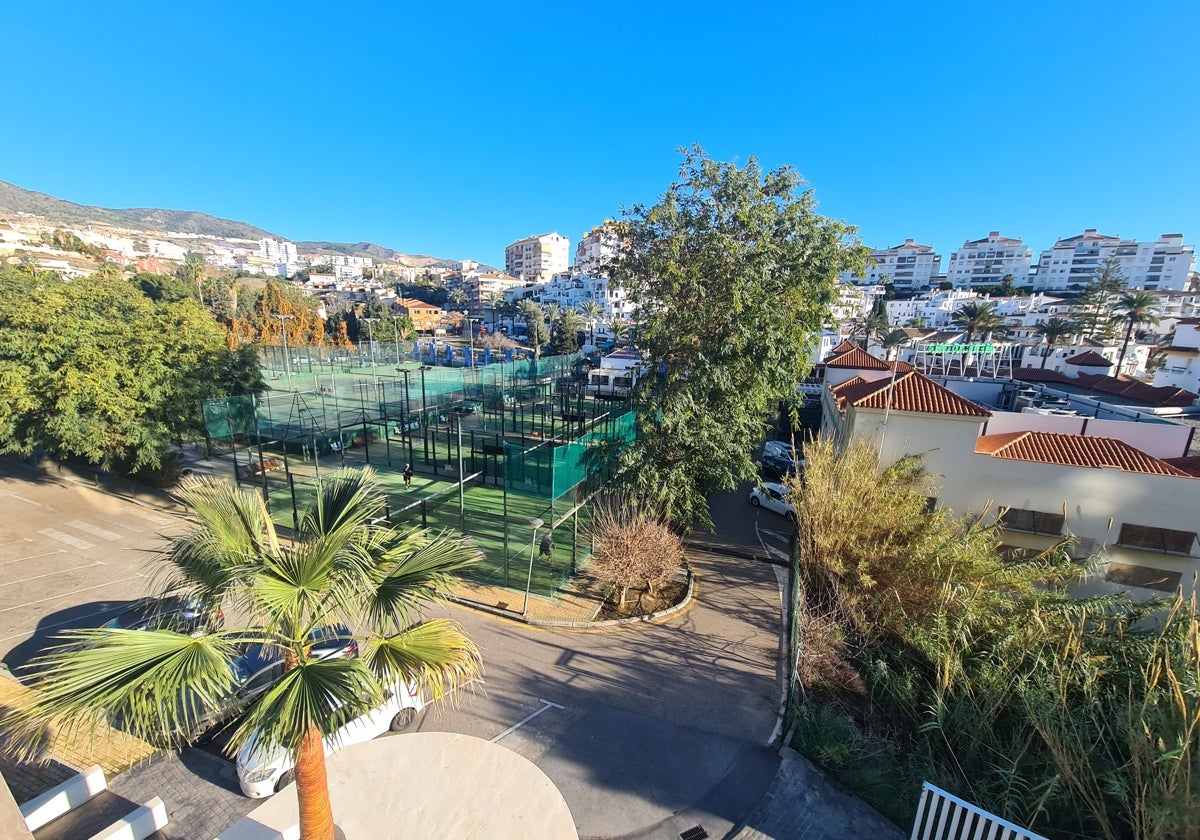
[529,518,544,530]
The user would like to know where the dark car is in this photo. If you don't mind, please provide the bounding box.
[758,450,805,481]
[104,596,223,637]
[184,625,358,743]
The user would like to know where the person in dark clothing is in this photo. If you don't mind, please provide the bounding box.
[539,530,554,564]
[403,463,414,489]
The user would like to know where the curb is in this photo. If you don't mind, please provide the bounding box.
[448,568,697,630]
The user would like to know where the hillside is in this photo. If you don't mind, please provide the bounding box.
[297,240,492,270]
[0,180,279,240]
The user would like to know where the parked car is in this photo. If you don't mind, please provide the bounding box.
[104,596,223,637]
[236,678,426,798]
[183,626,358,743]
[762,440,795,460]
[749,482,797,522]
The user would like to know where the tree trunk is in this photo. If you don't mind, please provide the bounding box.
[295,723,336,840]
[1116,319,1135,375]
[1041,341,1050,369]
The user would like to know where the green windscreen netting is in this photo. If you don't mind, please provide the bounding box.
[504,410,635,499]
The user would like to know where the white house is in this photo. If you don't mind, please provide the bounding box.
[1154,319,1200,394]
[1033,230,1195,292]
[841,239,942,290]
[819,342,1200,600]
[946,231,1034,289]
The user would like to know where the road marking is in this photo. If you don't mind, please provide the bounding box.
[127,509,173,525]
[0,537,33,547]
[38,528,95,551]
[1,549,66,566]
[0,562,105,588]
[0,490,47,509]
[490,698,564,744]
[0,603,131,643]
[97,515,144,533]
[66,520,123,541]
[0,574,147,615]
[758,528,790,544]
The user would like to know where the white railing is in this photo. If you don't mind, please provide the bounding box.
[910,783,1048,840]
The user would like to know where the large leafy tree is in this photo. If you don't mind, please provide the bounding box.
[1076,257,1126,339]
[1033,317,1077,368]
[8,469,483,840]
[0,265,260,471]
[550,307,585,355]
[1114,291,1161,374]
[610,146,868,528]
[517,299,550,357]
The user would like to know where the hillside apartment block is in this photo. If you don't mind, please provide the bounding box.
[818,340,1200,600]
[842,230,1196,292]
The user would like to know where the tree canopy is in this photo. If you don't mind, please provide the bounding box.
[0,264,261,472]
[610,146,868,528]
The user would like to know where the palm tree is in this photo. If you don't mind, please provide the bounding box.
[880,329,910,361]
[517,299,549,358]
[609,319,630,345]
[553,307,586,354]
[482,291,504,330]
[448,288,468,309]
[1033,317,1077,369]
[1114,291,1161,374]
[8,470,482,840]
[579,300,605,346]
[951,301,1005,343]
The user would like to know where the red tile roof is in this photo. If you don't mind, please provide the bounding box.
[1164,456,1200,478]
[828,339,861,356]
[1013,368,1073,383]
[835,370,991,417]
[975,431,1194,477]
[1064,350,1113,367]
[830,375,867,395]
[825,345,891,371]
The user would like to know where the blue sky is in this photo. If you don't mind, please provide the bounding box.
[4,1,1198,268]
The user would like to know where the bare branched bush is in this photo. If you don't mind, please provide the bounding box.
[588,497,685,610]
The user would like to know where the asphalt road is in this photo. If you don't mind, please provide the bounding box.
[1,465,790,839]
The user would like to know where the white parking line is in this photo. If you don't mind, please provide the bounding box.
[127,509,172,525]
[0,537,33,548]
[0,603,131,643]
[38,528,95,551]
[0,562,105,588]
[0,575,147,615]
[96,515,145,533]
[0,491,48,509]
[490,698,565,743]
[1,549,67,566]
[66,521,123,541]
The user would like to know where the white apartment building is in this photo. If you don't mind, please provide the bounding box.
[831,285,883,323]
[575,223,620,274]
[841,239,942,290]
[505,232,570,282]
[463,272,526,309]
[514,272,637,323]
[1154,319,1200,394]
[259,238,298,264]
[946,231,1033,288]
[1033,230,1195,292]
[885,287,982,328]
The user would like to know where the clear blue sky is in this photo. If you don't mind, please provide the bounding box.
[4,1,1198,269]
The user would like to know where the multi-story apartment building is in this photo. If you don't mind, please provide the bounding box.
[514,272,637,324]
[1154,319,1200,395]
[259,238,298,264]
[946,231,1033,288]
[575,223,621,274]
[1033,231,1195,292]
[505,232,570,282]
[462,272,526,310]
[841,239,942,290]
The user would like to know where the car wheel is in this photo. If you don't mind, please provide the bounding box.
[274,769,296,793]
[390,707,421,732]
[750,496,761,507]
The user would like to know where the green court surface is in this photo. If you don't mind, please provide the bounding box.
[265,466,590,599]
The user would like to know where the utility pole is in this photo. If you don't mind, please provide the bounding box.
[273,313,295,390]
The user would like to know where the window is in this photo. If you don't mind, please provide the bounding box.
[1117,524,1197,555]
[999,507,1064,535]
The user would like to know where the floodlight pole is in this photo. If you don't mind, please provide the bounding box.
[522,517,545,616]
[273,313,294,390]
[362,317,380,403]
[456,414,465,531]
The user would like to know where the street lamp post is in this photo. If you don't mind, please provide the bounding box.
[272,313,294,389]
[462,311,476,368]
[522,517,545,616]
[390,314,404,367]
[361,317,380,402]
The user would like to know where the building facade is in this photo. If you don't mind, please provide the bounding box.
[841,239,942,290]
[1033,231,1195,292]
[946,231,1033,289]
[574,222,620,274]
[505,232,570,282]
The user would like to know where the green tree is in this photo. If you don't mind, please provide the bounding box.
[8,470,483,840]
[880,329,910,361]
[517,300,550,356]
[610,146,868,528]
[1114,290,1161,374]
[1033,317,1077,369]
[448,288,468,308]
[136,271,194,303]
[579,300,605,346]
[1076,257,1126,339]
[482,291,504,330]
[551,307,585,355]
[178,251,207,304]
[864,299,891,345]
[950,300,1005,343]
[0,265,260,471]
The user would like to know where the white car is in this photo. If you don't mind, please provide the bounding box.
[749,482,797,522]
[236,679,425,798]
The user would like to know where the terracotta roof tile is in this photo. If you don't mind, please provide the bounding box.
[837,370,991,417]
[1064,350,1113,367]
[1164,456,1200,477]
[825,345,891,371]
[828,339,861,357]
[1013,368,1073,383]
[975,431,1193,477]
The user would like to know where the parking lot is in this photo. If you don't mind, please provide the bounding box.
[0,466,187,671]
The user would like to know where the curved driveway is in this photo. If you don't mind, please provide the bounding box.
[424,544,786,840]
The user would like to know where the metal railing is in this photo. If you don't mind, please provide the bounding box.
[910,783,1047,840]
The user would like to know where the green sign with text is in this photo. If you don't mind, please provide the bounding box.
[927,343,995,354]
